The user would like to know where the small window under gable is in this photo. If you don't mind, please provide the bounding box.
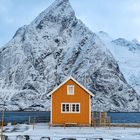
[67,85,74,95]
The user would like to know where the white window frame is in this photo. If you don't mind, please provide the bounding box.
[61,103,70,113]
[61,103,80,113]
[67,85,74,95]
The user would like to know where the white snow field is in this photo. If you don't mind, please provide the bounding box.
[3,123,140,140]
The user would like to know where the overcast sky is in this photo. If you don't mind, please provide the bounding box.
[0,0,140,46]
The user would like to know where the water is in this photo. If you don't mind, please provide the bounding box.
[108,112,140,123]
[0,111,50,124]
[0,112,140,124]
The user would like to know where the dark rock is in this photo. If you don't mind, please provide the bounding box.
[40,137,50,140]
[1,135,9,140]
[61,138,76,140]
[16,135,30,140]
[86,138,103,140]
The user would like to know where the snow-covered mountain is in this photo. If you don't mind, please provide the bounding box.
[0,0,139,111]
[97,31,140,95]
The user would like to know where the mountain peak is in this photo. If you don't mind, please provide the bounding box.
[32,0,75,27]
[132,39,139,44]
[98,31,109,36]
[54,0,69,3]
[97,31,112,42]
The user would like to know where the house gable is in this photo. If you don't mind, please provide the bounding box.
[48,76,94,97]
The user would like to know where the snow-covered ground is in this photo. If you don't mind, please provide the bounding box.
[3,123,140,140]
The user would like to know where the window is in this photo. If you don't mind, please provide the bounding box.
[72,104,76,112]
[67,85,74,95]
[62,104,65,112]
[76,104,79,112]
[66,104,70,112]
[62,104,70,112]
[61,103,80,113]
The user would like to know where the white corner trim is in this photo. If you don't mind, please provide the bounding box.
[50,95,52,124]
[89,95,91,124]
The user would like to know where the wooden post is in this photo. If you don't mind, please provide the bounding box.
[28,116,30,125]
[48,122,50,129]
[107,117,111,129]
[99,112,108,128]
[64,123,65,129]
[1,110,4,139]
[99,112,101,127]
[33,117,35,130]
[94,119,96,129]
[124,124,125,129]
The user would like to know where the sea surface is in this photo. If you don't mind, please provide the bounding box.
[0,111,140,124]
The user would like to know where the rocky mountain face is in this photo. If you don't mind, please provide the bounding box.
[97,31,140,95]
[0,0,139,111]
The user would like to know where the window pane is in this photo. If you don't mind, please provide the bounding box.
[72,104,76,112]
[67,85,74,94]
[66,104,69,112]
[62,104,65,112]
[76,104,79,112]
[69,87,73,93]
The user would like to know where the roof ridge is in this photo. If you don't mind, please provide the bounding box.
[47,76,94,97]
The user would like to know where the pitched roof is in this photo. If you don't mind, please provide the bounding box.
[47,76,94,97]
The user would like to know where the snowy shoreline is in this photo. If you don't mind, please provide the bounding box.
[3,123,140,140]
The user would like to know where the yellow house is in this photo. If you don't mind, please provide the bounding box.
[48,76,94,126]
